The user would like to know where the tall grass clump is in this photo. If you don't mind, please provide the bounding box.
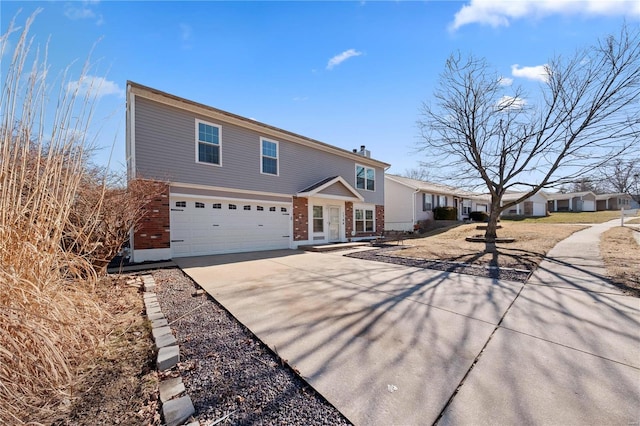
[0,13,109,423]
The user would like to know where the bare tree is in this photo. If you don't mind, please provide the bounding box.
[571,176,603,194]
[403,167,431,181]
[599,158,640,195]
[417,25,640,241]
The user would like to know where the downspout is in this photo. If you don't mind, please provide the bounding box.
[412,188,420,230]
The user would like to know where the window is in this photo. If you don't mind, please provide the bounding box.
[269,207,276,212]
[355,208,374,232]
[422,193,432,211]
[196,120,221,165]
[261,138,278,175]
[280,207,287,212]
[313,206,324,233]
[175,201,186,208]
[229,204,237,210]
[243,205,251,210]
[195,202,205,208]
[356,165,375,191]
[257,206,264,211]
[212,203,221,209]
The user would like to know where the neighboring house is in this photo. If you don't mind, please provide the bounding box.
[546,191,597,212]
[500,191,548,217]
[384,175,485,231]
[127,82,389,262]
[595,193,633,210]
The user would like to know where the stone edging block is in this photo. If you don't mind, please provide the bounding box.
[163,396,195,426]
[141,274,197,425]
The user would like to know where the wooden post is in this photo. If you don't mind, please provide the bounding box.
[621,207,624,227]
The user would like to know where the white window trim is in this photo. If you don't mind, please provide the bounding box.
[353,204,376,234]
[195,119,222,167]
[260,137,279,176]
[355,164,375,192]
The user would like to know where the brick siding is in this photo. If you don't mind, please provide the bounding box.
[293,196,309,241]
[376,205,384,235]
[133,181,170,250]
[345,202,354,239]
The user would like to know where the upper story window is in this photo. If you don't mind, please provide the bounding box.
[261,138,279,175]
[196,120,221,166]
[356,165,375,191]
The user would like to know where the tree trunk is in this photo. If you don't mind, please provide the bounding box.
[484,196,503,242]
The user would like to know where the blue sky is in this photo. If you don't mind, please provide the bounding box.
[1,1,638,175]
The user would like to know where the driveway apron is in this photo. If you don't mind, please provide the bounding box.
[176,250,523,425]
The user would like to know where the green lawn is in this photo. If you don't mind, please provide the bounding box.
[502,210,637,224]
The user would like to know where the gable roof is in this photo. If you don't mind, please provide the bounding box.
[385,174,481,198]
[127,81,390,169]
[546,191,596,200]
[595,193,631,200]
[502,191,548,202]
[297,176,364,202]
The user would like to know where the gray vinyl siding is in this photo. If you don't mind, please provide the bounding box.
[319,182,359,198]
[134,97,384,205]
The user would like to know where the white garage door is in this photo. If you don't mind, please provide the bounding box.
[533,202,546,216]
[170,197,291,257]
[582,200,595,212]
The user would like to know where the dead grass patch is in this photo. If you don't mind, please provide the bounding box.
[600,226,640,297]
[48,275,160,425]
[393,222,587,270]
[502,210,630,224]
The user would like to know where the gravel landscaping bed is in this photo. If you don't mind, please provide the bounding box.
[153,268,351,425]
[345,246,532,282]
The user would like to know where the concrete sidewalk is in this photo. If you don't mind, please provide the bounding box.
[439,219,640,425]
[176,219,639,425]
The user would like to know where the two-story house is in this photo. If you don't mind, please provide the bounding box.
[126,82,389,262]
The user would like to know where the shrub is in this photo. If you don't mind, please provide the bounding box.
[64,170,166,275]
[469,211,490,222]
[414,219,433,233]
[433,206,458,220]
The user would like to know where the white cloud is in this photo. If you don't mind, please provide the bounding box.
[67,76,125,99]
[64,1,104,25]
[498,76,513,86]
[511,64,549,82]
[449,0,640,31]
[497,95,527,110]
[326,49,363,70]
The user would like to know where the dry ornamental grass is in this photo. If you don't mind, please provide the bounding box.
[0,13,160,423]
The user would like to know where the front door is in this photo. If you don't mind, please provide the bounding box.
[328,206,340,242]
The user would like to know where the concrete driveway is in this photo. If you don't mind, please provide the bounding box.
[175,248,640,425]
